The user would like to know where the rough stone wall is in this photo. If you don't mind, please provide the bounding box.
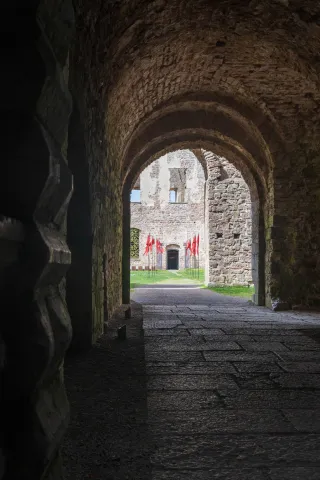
[131,150,205,270]
[70,15,123,334]
[206,153,252,285]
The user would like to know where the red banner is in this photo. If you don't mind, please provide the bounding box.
[191,235,197,256]
[143,234,152,255]
[156,239,164,254]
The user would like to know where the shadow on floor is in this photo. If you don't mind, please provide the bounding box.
[62,302,152,480]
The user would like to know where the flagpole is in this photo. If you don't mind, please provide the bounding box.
[152,237,154,279]
[186,230,188,276]
[154,238,156,277]
[193,233,195,279]
[197,233,199,280]
[191,235,193,278]
[194,235,196,279]
[198,234,200,280]
[155,239,156,276]
[153,238,155,278]
[148,232,150,278]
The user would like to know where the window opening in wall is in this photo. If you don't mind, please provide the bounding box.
[130,228,140,258]
[216,233,223,238]
[169,188,177,203]
[234,233,240,239]
[130,189,141,203]
[169,168,186,203]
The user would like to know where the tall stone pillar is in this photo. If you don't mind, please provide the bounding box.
[268,150,320,308]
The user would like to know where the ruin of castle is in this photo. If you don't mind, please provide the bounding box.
[130,149,253,285]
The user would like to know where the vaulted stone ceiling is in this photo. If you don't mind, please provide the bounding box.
[74,0,320,177]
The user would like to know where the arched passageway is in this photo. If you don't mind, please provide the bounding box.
[126,147,260,301]
[2,2,320,478]
[123,139,266,306]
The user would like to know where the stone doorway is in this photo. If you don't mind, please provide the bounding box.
[167,249,179,270]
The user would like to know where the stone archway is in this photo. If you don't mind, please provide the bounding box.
[122,131,267,306]
[4,3,320,479]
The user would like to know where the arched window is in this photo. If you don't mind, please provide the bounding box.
[130,228,140,258]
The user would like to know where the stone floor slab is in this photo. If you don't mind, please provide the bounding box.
[146,338,241,351]
[145,336,205,347]
[233,373,278,389]
[144,328,189,336]
[224,328,305,335]
[152,468,269,479]
[177,321,209,328]
[150,433,320,469]
[146,361,237,375]
[276,351,320,362]
[233,362,283,373]
[204,334,254,342]
[149,409,294,434]
[283,342,320,351]
[147,390,221,410]
[269,467,320,480]
[223,390,320,409]
[146,351,204,362]
[204,351,277,362]
[238,341,289,352]
[282,410,320,432]
[279,362,320,373]
[147,374,238,391]
[253,334,318,344]
[143,319,182,328]
[270,372,320,389]
[187,328,226,336]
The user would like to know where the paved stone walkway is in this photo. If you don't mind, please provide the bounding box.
[63,287,320,479]
[135,287,320,479]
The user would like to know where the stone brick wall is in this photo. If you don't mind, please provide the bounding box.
[205,153,252,285]
[131,150,206,270]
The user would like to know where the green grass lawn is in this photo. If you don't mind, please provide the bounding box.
[182,268,205,283]
[206,285,254,299]
[130,269,204,287]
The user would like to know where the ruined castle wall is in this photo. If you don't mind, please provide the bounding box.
[131,150,206,270]
[206,155,252,285]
